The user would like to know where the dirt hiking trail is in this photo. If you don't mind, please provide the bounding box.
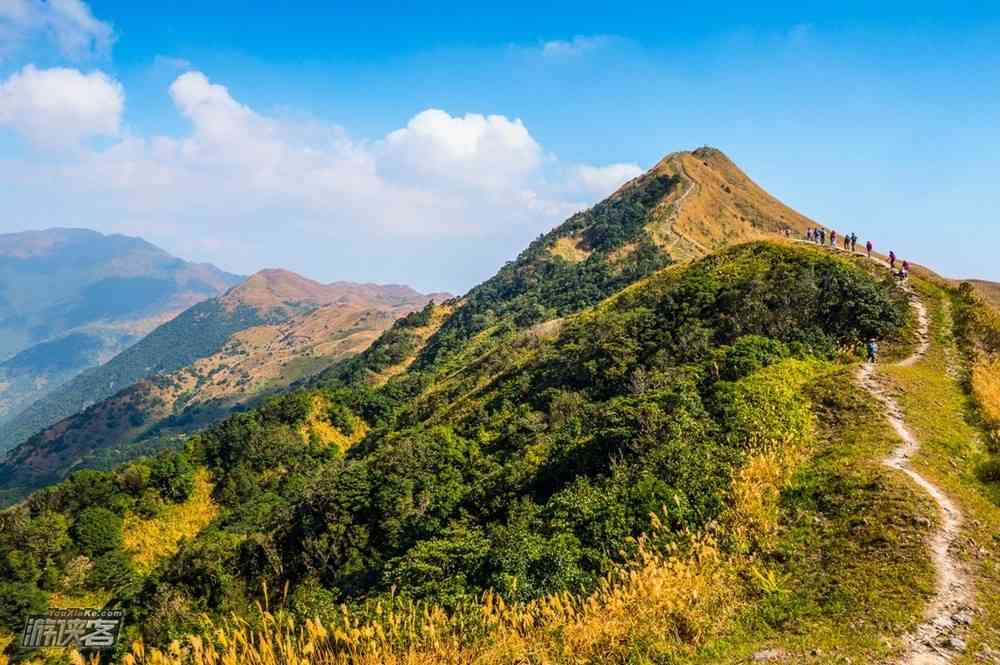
[857,291,975,664]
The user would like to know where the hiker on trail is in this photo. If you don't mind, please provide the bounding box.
[843,235,850,250]
[866,240,873,258]
[830,230,837,247]
[806,229,813,242]
[851,233,858,252]
[889,250,897,269]
[899,260,910,281]
[866,339,878,364]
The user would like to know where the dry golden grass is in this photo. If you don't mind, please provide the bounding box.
[112,528,736,665]
[971,280,1000,310]
[646,150,820,261]
[972,355,1000,439]
[49,589,113,609]
[123,469,220,575]
[298,394,368,451]
[549,235,591,263]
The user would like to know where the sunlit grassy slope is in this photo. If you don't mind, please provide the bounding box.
[881,281,1000,662]
[123,468,219,575]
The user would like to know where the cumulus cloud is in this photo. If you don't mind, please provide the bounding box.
[0,0,114,60]
[379,109,542,190]
[0,64,123,147]
[1,70,645,290]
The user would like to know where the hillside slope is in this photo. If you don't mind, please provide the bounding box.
[328,146,826,390]
[0,229,241,431]
[8,148,998,665]
[0,240,925,663]
[0,271,445,499]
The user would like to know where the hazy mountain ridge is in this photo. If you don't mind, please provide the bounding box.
[0,228,242,433]
[0,270,447,498]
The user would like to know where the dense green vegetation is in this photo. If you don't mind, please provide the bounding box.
[353,172,678,379]
[0,242,912,661]
[0,452,196,631]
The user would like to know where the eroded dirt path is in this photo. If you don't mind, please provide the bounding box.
[858,295,975,664]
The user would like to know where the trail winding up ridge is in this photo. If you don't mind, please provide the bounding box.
[857,288,974,664]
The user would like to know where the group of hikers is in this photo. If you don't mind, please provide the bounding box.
[805,227,871,256]
[802,227,909,281]
[798,227,913,365]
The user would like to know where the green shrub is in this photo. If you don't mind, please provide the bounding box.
[978,458,1000,483]
[150,451,195,502]
[89,550,136,590]
[73,506,123,556]
[0,581,47,631]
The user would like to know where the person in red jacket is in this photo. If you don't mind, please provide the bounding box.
[866,240,873,258]
[830,230,837,247]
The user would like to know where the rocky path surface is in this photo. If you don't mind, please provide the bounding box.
[857,293,975,664]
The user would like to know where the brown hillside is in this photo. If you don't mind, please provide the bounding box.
[968,280,1000,310]
[220,269,447,315]
[643,147,820,261]
[0,274,449,495]
[544,146,825,268]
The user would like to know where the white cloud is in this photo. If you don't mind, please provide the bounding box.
[0,65,123,147]
[570,163,644,197]
[0,0,114,60]
[541,35,613,57]
[379,109,542,190]
[1,70,643,290]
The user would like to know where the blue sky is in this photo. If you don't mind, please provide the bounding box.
[1,1,998,292]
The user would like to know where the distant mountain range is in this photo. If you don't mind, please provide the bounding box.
[0,229,241,436]
[0,267,448,499]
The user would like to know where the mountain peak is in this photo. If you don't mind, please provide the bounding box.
[638,145,819,259]
[222,269,450,315]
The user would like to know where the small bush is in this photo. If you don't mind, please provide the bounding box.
[73,506,123,556]
[88,550,135,590]
[0,581,47,632]
[150,451,195,503]
[978,459,1000,483]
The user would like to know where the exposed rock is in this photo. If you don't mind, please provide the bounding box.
[946,637,967,652]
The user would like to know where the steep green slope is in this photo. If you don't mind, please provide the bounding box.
[0,242,915,660]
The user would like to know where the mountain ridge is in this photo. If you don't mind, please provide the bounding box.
[0,228,242,435]
[4,148,997,665]
[0,268,448,499]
